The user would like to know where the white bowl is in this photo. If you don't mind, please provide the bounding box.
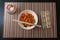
[18,10,38,30]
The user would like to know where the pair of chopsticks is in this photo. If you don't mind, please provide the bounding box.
[12,19,41,27]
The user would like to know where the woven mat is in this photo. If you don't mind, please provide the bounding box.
[3,2,57,38]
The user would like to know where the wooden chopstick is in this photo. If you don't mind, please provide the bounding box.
[12,19,41,27]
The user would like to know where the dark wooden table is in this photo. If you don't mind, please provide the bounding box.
[3,2,57,38]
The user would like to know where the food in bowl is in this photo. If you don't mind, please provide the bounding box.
[7,4,17,14]
[20,12,35,27]
[18,10,38,30]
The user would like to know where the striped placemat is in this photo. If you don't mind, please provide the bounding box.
[3,2,57,38]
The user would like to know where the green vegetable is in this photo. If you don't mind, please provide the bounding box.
[32,20,35,24]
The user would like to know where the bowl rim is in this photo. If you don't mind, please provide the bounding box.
[18,10,38,30]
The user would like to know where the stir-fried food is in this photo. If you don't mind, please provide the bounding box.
[20,13,35,27]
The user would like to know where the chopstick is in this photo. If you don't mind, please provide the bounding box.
[12,19,41,27]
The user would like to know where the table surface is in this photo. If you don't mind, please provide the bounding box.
[3,2,57,38]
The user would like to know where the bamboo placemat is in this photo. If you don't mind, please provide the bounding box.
[3,2,57,38]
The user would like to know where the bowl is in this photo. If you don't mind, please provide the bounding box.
[18,10,38,30]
